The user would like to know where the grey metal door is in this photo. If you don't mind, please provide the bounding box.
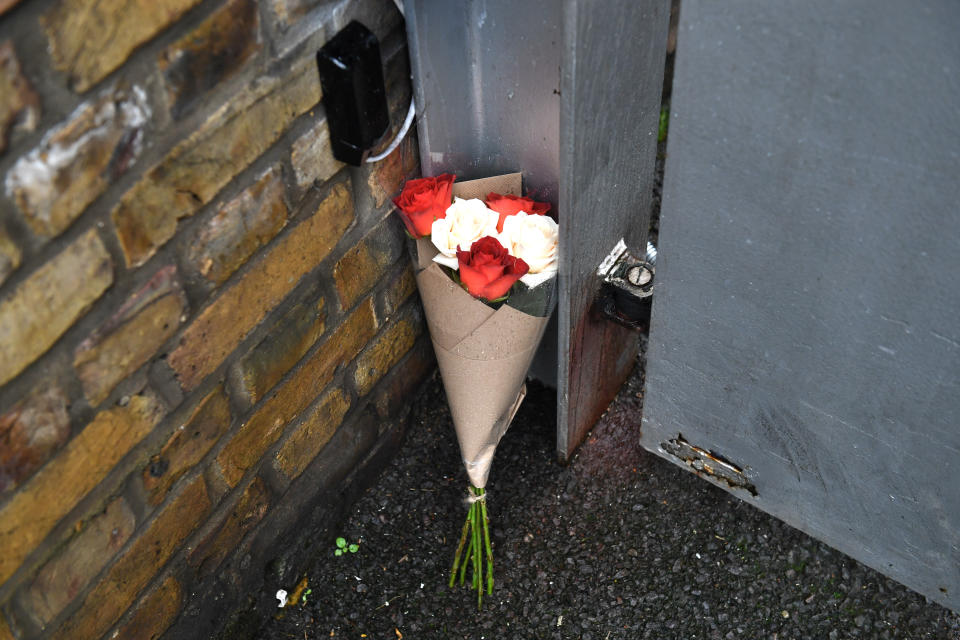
[642,0,960,610]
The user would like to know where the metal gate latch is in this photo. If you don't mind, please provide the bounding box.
[596,238,656,331]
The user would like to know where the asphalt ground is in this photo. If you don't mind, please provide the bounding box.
[260,344,960,640]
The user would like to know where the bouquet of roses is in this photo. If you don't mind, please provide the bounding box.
[393,172,558,607]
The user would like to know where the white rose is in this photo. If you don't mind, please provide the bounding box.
[430,197,500,269]
[498,211,559,288]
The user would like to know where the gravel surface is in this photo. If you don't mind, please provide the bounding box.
[260,346,960,640]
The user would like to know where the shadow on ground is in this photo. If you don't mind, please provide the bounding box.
[258,348,960,639]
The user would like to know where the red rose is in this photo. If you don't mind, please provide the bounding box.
[392,174,456,237]
[456,236,529,301]
[484,193,551,232]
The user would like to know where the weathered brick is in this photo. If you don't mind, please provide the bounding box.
[0,0,24,18]
[237,298,325,405]
[0,225,21,286]
[331,0,403,42]
[0,41,39,154]
[111,576,181,640]
[373,338,435,420]
[168,183,353,391]
[354,307,423,397]
[74,266,186,406]
[0,392,164,584]
[291,117,342,190]
[0,385,69,495]
[274,389,350,480]
[367,132,418,208]
[142,386,230,507]
[41,0,204,93]
[189,477,268,576]
[4,85,148,238]
[20,498,135,629]
[112,60,322,267]
[381,265,416,317]
[217,299,376,486]
[184,164,288,285]
[0,229,113,387]
[50,476,209,640]
[269,0,322,28]
[158,0,260,120]
[333,216,404,310]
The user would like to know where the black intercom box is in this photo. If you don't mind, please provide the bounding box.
[316,21,390,166]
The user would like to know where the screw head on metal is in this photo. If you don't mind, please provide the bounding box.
[626,265,653,286]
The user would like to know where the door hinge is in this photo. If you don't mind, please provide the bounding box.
[661,434,758,496]
[596,239,656,331]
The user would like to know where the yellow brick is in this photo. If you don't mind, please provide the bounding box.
[367,131,418,207]
[51,477,209,640]
[274,389,350,480]
[158,0,260,119]
[142,386,231,506]
[290,117,342,189]
[0,224,21,286]
[0,0,24,17]
[41,0,203,92]
[0,230,112,387]
[381,265,416,316]
[0,41,39,156]
[333,217,404,310]
[217,299,376,486]
[354,313,421,397]
[112,576,181,640]
[188,478,268,576]
[333,243,379,311]
[0,392,164,584]
[184,165,288,285]
[237,298,326,405]
[20,498,136,627]
[112,60,321,267]
[7,85,148,239]
[75,293,185,406]
[168,184,353,391]
[0,384,70,495]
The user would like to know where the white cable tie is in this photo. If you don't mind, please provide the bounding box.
[465,490,487,505]
[366,98,416,163]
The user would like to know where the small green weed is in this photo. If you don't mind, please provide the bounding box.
[334,537,360,557]
[658,105,670,142]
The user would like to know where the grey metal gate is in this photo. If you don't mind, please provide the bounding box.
[642,0,960,611]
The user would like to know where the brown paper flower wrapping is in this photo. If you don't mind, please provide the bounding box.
[411,173,551,488]
[416,259,548,487]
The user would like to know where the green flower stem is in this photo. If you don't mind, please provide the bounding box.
[472,499,481,593]
[449,514,471,588]
[473,494,482,607]
[460,516,473,586]
[480,494,494,594]
[450,486,495,608]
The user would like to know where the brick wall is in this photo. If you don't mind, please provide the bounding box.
[0,1,431,638]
